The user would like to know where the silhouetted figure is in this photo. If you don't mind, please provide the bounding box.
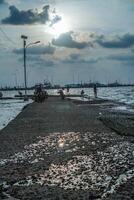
[37,85,42,94]
[0,91,3,98]
[81,90,85,97]
[44,90,48,99]
[93,84,97,98]
[58,89,65,100]
[67,87,70,93]
[34,85,47,102]
[18,91,23,97]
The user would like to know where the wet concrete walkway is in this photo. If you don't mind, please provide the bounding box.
[0,97,108,158]
[0,97,134,199]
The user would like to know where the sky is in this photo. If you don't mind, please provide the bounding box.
[0,0,134,86]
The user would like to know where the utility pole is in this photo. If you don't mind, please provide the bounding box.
[21,35,28,100]
[21,35,40,101]
[73,73,75,85]
[78,73,80,85]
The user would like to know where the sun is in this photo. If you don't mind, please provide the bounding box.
[46,16,70,38]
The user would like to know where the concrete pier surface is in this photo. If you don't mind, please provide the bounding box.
[0,97,134,199]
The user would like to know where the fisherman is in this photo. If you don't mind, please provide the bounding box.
[58,88,65,100]
[34,84,46,103]
[44,90,48,99]
[67,87,70,93]
[81,89,85,97]
[93,84,97,98]
[18,91,23,97]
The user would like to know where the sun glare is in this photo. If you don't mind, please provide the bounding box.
[58,138,65,148]
[46,16,70,38]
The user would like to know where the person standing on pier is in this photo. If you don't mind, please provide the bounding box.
[93,84,97,98]
[81,89,85,100]
[67,87,70,93]
[81,89,85,97]
[58,88,65,100]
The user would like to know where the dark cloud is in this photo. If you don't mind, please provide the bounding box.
[30,57,55,67]
[62,54,99,64]
[13,44,55,55]
[108,54,134,61]
[94,33,134,48]
[0,0,6,4]
[1,5,61,25]
[35,59,54,67]
[70,53,80,60]
[18,55,55,67]
[107,54,134,65]
[52,32,89,49]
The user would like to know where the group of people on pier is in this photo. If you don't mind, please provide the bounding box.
[0,84,98,101]
[34,84,48,102]
[34,86,97,102]
[58,84,98,100]
[81,85,97,98]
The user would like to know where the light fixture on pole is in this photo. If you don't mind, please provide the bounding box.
[21,35,40,101]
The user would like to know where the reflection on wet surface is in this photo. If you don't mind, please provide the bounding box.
[0,132,81,166]
[58,137,65,148]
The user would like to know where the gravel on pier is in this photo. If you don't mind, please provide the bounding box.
[0,97,134,200]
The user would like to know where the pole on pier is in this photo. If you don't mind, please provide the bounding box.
[21,35,40,101]
[21,35,28,101]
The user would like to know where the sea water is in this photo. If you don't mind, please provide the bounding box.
[0,87,134,130]
[0,99,32,130]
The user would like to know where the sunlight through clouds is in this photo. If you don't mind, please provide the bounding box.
[46,14,71,38]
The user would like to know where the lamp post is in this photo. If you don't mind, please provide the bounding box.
[21,35,40,101]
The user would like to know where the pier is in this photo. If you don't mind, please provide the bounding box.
[0,94,84,101]
[0,97,134,199]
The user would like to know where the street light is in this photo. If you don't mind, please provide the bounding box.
[21,35,40,101]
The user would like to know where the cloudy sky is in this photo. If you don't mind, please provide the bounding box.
[0,0,134,86]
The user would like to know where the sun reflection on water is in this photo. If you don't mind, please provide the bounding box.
[58,138,65,148]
